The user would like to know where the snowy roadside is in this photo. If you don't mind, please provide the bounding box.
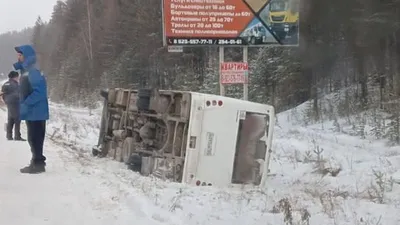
[0,105,184,225]
[44,99,400,225]
[46,102,102,150]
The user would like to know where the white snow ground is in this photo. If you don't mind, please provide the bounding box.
[1,95,400,225]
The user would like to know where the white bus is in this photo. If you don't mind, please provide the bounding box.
[93,88,275,187]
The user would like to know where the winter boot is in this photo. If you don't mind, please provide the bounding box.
[20,163,46,174]
[14,137,26,141]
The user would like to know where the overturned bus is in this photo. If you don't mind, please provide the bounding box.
[92,88,275,187]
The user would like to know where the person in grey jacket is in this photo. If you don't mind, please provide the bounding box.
[1,71,25,141]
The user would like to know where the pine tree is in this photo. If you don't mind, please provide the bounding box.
[31,16,43,48]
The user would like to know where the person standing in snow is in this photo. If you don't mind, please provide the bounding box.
[13,45,49,174]
[1,71,25,141]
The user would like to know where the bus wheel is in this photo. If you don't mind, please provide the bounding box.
[122,137,135,164]
[115,145,123,162]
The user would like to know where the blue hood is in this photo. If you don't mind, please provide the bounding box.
[13,45,37,71]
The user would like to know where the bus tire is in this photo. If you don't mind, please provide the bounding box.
[122,137,134,164]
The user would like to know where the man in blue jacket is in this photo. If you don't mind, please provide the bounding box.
[13,45,49,174]
[1,71,26,141]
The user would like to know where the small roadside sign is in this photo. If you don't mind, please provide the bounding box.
[220,62,249,84]
[168,46,183,53]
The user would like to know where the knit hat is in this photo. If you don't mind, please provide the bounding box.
[8,71,19,79]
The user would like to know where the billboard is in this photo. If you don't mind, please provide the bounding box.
[162,0,299,46]
[220,62,249,84]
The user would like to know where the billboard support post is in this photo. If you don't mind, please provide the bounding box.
[219,46,248,99]
[162,0,299,98]
[243,46,248,100]
[219,46,225,96]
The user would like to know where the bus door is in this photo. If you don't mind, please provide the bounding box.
[193,105,240,187]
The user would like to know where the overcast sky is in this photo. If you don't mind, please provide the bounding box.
[0,0,58,34]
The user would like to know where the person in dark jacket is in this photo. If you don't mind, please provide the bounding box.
[13,44,49,174]
[1,71,26,141]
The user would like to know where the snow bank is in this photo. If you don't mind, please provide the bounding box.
[46,102,102,150]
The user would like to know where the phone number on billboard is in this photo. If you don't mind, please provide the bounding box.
[168,38,243,46]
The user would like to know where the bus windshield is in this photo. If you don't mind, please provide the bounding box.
[270,1,287,12]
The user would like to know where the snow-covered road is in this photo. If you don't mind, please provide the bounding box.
[0,109,180,225]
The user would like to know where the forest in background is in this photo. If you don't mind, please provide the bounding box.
[0,28,33,77]
[4,0,400,143]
